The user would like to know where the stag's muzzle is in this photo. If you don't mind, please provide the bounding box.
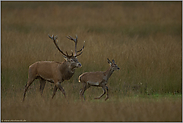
[77,63,82,68]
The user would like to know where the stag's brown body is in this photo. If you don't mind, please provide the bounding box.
[23,35,84,101]
[29,61,77,82]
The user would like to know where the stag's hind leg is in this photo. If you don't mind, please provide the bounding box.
[23,77,36,102]
[23,65,37,102]
[39,78,46,96]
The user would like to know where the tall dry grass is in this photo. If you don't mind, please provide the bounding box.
[1,1,182,122]
[1,91,182,122]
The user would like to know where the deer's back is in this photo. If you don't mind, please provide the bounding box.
[79,71,105,85]
[29,61,62,81]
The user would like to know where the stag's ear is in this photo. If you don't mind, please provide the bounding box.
[63,55,69,61]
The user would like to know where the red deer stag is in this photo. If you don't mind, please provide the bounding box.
[23,35,85,101]
[79,58,119,101]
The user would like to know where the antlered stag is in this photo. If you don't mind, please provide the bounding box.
[23,35,85,101]
[79,58,120,101]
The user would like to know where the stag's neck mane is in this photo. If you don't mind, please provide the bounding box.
[60,60,75,80]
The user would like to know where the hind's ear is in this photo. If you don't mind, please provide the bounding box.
[112,59,115,64]
[107,58,112,65]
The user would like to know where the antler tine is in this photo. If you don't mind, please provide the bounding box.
[66,51,73,57]
[75,34,78,42]
[75,41,85,57]
[66,35,77,42]
[48,34,68,57]
[48,34,52,39]
[67,35,78,56]
[66,35,85,57]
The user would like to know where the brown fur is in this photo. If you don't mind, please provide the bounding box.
[23,35,84,102]
[79,58,120,101]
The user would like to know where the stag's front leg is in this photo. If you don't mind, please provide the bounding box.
[52,85,58,99]
[56,82,66,98]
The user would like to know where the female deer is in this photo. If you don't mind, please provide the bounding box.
[79,58,120,101]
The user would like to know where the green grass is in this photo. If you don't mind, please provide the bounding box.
[1,1,182,122]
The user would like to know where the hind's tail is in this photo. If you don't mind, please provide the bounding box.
[78,75,82,83]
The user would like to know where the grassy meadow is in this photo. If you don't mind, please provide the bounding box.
[1,1,182,122]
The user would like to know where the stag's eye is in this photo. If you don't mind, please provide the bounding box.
[70,59,74,62]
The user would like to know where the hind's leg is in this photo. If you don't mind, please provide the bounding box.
[104,86,109,101]
[80,83,90,101]
[94,86,106,100]
[39,78,46,96]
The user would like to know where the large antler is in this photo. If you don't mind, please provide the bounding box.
[48,34,73,57]
[66,35,85,57]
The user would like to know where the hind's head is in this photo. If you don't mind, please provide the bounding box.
[107,58,120,71]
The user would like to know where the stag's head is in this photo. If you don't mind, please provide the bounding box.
[107,58,120,71]
[48,34,85,69]
[63,55,82,69]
